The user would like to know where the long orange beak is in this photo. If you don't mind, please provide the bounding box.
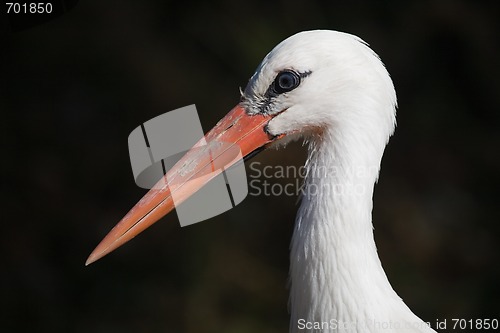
[86,104,282,265]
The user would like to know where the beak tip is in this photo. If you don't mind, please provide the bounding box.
[85,249,104,266]
[85,255,96,266]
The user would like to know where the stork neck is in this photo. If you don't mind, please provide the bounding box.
[289,127,428,332]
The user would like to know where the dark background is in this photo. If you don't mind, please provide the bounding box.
[1,1,499,332]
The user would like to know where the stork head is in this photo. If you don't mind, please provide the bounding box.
[242,30,397,147]
[86,30,397,265]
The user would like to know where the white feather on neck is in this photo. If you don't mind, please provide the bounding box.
[288,126,435,333]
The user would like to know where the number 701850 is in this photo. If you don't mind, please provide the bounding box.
[6,2,53,14]
[452,319,498,330]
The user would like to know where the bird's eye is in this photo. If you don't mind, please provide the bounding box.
[273,70,301,94]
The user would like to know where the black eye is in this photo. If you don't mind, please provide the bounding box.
[273,70,301,94]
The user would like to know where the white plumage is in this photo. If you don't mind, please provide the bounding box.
[242,30,435,333]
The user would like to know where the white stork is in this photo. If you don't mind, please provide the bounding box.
[87,30,436,333]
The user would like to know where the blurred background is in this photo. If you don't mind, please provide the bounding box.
[1,1,499,332]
